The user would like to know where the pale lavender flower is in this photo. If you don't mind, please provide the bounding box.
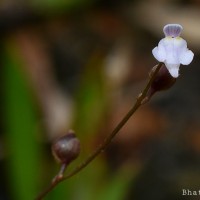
[152,24,194,78]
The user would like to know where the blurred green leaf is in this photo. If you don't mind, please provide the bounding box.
[66,52,110,200]
[3,44,40,200]
[96,172,132,200]
[31,0,92,14]
[74,53,107,139]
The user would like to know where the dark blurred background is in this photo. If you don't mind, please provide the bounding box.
[1,0,200,199]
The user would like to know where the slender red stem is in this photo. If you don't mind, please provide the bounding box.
[35,62,163,200]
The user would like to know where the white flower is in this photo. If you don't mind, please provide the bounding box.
[152,24,194,78]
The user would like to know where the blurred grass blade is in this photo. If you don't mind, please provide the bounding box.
[3,44,40,200]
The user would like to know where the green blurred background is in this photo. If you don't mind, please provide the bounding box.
[1,0,200,199]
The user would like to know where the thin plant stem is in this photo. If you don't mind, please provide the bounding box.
[35,62,163,200]
[51,163,67,184]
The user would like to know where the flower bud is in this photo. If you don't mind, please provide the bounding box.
[52,130,80,165]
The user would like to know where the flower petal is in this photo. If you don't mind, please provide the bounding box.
[152,41,166,62]
[165,63,180,78]
[163,24,183,37]
[179,50,194,65]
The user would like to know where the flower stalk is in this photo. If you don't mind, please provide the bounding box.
[35,62,163,200]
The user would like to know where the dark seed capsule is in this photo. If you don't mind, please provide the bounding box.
[52,130,80,164]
